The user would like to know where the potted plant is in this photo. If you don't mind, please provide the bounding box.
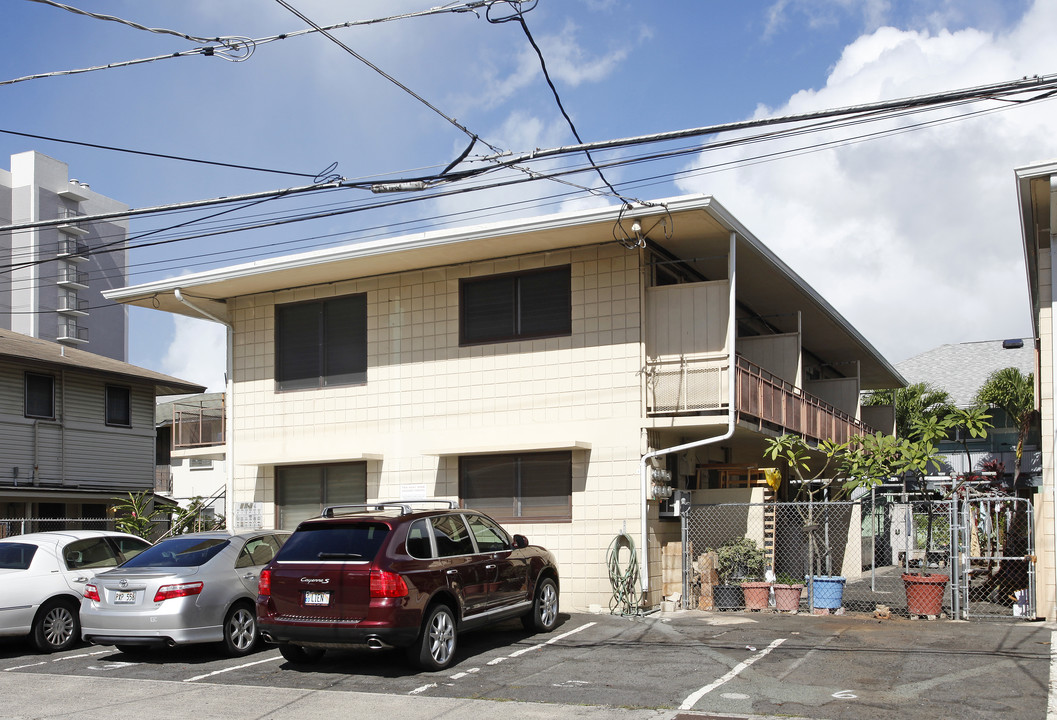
[712,538,765,610]
[773,573,804,612]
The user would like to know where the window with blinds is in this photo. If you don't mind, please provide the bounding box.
[276,463,368,530]
[275,294,367,390]
[459,451,572,522]
[460,266,571,345]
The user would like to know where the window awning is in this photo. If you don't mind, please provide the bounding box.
[423,440,592,457]
[237,450,383,466]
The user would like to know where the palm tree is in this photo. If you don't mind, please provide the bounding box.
[975,367,1037,486]
[863,382,954,440]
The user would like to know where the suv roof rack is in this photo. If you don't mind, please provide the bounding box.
[320,499,458,518]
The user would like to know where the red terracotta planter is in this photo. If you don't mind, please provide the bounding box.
[741,581,771,610]
[902,573,949,616]
[773,583,804,612]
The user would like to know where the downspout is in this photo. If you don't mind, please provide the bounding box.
[1050,175,1057,620]
[174,288,234,527]
[60,369,66,484]
[639,230,738,596]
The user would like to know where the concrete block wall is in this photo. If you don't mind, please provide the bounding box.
[227,242,649,609]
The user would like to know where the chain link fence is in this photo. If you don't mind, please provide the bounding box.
[0,517,169,539]
[681,495,1034,621]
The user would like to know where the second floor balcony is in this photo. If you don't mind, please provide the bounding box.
[173,398,226,449]
[645,354,874,446]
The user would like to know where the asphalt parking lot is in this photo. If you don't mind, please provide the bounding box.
[0,610,1052,720]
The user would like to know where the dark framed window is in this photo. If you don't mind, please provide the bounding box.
[275,294,367,391]
[25,372,55,419]
[276,462,367,530]
[460,266,571,345]
[105,385,131,427]
[460,451,572,522]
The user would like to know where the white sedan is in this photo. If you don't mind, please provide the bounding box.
[0,531,150,652]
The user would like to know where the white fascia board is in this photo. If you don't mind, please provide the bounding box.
[105,194,714,302]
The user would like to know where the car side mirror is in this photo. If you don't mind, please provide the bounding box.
[512,534,529,549]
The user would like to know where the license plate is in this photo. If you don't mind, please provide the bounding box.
[304,591,330,606]
[114,591,136,604]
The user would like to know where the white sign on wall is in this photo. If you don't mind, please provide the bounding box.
[400,484,428,501]
[234,501,263,529]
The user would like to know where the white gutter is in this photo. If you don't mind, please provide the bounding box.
[1050,176,1057,620]
[174,288,234,526]
[638,229,738,596]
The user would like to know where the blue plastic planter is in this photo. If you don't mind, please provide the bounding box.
[811,576,846,609]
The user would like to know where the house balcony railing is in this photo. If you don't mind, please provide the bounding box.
[155,465,173,494]
[173,400,225,449]
[645,354,875,445]
[56,237,89,261]
[57,208,89,237]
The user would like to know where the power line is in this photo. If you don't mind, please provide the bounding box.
[0,128,327,179]
[274,0,502,154]
[5,0,511,87]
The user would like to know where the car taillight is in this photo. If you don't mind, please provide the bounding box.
[259,569,271,596]
[153,581,204,602]
[370,569,409,598]
[84,584,100,602]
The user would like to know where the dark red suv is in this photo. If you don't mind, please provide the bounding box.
[256,501,560,670]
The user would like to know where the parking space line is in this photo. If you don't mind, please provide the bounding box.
[3,662,46,671]
[183,654,284,682]
[679,637,786,711]
[508,621,596,658]
[407,621,598,696]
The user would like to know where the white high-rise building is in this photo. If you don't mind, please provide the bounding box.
[0,151,128,361]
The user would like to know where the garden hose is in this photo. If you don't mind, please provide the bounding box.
[607,531,644,616]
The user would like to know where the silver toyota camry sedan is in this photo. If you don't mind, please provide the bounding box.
[81,529,288,656]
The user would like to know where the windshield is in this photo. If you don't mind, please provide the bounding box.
[121,537,229,568]
[276,523,389,563]
[0,543,37,570]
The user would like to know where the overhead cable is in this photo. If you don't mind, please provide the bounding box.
[273,0,502,153]
[2,0,510,87]
[487,1,631,204]
[4,69,1053,238]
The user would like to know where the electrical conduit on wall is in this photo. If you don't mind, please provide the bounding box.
[638,229,737,598]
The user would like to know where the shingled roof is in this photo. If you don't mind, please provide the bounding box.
[896,338,1034,407]
[0,328,205,396]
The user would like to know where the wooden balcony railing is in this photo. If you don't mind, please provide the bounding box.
[645,355,875,444]
[734,357,874,444]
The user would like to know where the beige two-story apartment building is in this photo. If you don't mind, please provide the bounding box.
[107,195,902,609]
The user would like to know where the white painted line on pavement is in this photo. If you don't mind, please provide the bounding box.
[407,621,597,696]
[183,654,283,682]
[679,637,787,711]
[3,662,46,671]
[53,651,109,661]
[508,621,596,658]
[1048,629,1057,720]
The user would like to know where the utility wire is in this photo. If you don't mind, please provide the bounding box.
[2,89,1051,296]
[0,128,325,179]
[274,0,502,154]
[2,1,511,87]
[24,0,232,44]
[487,1,630,204]
[2,69,1057,277]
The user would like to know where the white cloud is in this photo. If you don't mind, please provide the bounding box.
[677,0,1057,365]
[160,315,227,393]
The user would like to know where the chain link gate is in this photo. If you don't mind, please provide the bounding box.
[681,495,1035,621]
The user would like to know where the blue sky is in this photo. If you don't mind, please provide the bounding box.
[1,0,1053,390]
